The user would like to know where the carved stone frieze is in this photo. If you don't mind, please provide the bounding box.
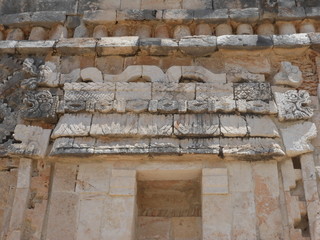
[234,82,271,101]
[21,90,58,122]
[274,90,313,121]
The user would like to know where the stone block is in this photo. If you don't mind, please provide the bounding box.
[139,38,179,56]
[220,115,247,137]
[234,82,271,101]
[0,13,31,26]
[93,25,108,38]
[55,38,96,56]
[182,0,212,9]
[281,122,317,157]
[83,10,116,24]
[48,24,68,40]
[16,158,32,189]
[29,27,47,40]
[100,196,136,240]
[217,35,273,50]
[180,66,226,84]
[229,8,260,22]
[8,188,29,231]
[117,9,157,21]
[31,11,66,27]
[6,28,24,40]
[278,7,306,20]
[137,217,171,240]
[110,169,136,196]
[126,100,149,113]
[193,9,229,22]
[121,0,141,9]
[80,67,103,82]
[10,125,51,157]
[142,65,166,82]
[273,61,303,87]
[273,33,310,50]
[94,138,149,154]
[152,82,195,100]
[77,195,105,240]
[202,195,232,240]
[309,32,320,52]
[52,163,78,192]
[73,23,89,38]
[138,114,173,136]
[174,114,220,136]
[0,40,16,54]
[231,192,257,240]
[76,164,110,192]
[195,23,213,35]
[246,116,279,138]
[163,9,194,22]
[46,192,79,240]
[173,25,191,40]
[52,113,92,138]
[90,113,138,136]
[236,24,253,35]
[280,159,296,191]
[172,217,202,240]
[116,82,151,100]
[179,36,217,56]
[228,161,253,192]
[97,37,139,55]
[60,69,81,84]
[16,40,55,55]
[252,161,283,240]
[150,138,180,153]
[180,138,219,154]
[202,168,229,195]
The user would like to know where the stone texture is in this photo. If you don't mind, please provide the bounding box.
[97,37,139,55]
[220,115,247,137]
[273,62,303,87]
[202,168,228,195]
[80,67,103,82]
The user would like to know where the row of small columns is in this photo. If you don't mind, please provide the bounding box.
[1,21,318,41]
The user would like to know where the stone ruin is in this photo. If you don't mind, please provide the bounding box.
[1,0,320,239]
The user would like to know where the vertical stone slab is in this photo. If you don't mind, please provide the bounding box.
[300,153,320,240]
[252,161,283,240]
[100,169,137,240]
[46,192,79,240]
[228,161,256,240]
[202,168,231,240]
[77,194,105,240]
[7,158,32,238]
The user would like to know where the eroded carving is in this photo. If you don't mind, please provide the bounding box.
[274,90,313,121]
[234,83,271,101]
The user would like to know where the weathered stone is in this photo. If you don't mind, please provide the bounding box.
[80,67,103,82]
[55,38,97,56]
[278,22,297,35]
[299,22,316,33]
[173,25,191,40]
[95,138,149,154]
[52,113,92,138]
[116,82,151,100]
[97,37,139,55]
[281,122,317,157]
[274,90,313,121]
[236,24,253,35]
[135,24,152,38]
[153,82,195,100]
[16,158,32,189]
[246,116,280,138]
[273,33,310,49]
[60,68,81,84]
[174,114,220,136]
[10,125,51,157]
[257,23,275,35]
[16,40,55,55]
[194,9,229,22]
[117,10,157,21]
[202,168,228,194]
[217,35,273,50]
[220,115,247,137]
[83,10,116,24]
[90,113,138,136]
[273,62,303,87]
[215,23,233,36]
[150,138,180,153]
[137,217,171,240]
[73,22,89,38]
[154,24,170,38]
[138,114,173,136]
[180,138,219,154]
[234,82,271,101]
[6,28,24,40]
[179,36,217,56]
[52,163,78,192]
[226,65,265,83]
[110,169,136,196]
[48,24,67,40]
[93,25,108,38]
[195,23,212,35]
[163,9,194,22]
[29,27,47,40]
[229,8,260,22]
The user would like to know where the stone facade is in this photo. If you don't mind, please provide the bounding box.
[1,0,320,240]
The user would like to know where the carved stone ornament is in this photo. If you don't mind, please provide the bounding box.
[21,90,58,122]
[234,82,271,101]
[274,90,313,121]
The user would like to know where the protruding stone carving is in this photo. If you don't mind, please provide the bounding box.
[0,100,18,146]
[21,90,58,122]
[274,90,313,121]
[10,125,51,157]
[234,82,271,101]
[273,62,303,87]
[39,61,60,87]
[80,67,103,82]
[280,122,317,157]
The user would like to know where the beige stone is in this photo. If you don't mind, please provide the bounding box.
[29,27,47,40]
[280,159,296,191]
[172,217,202,240]
[80,67,103,82]
[16,159,32,189]
[46,192,79,240]
[137,217,171,240]
[6,28,24,40]
[49,24,68,40]
[73,22,89,38]
[155,24,170,38]
[52,113,92,138]
[52,163,78,192]
[153,82,195,100]
[220,115,247,137]
[236,24,253,35]
[195,23,212,36]
[246,116,279,138]
[93,25,108,38]
[257,23,275,35]
[173,25,191,40]
[228,161,253,192]
[202,168,228,195]
[76,164,110,193]
[116,82,151,100]
[135,25,152,38]
[138,114,173,136]
[299,22,316,33]
[8,188,29,231]
[114,25,129,37]
[273,61,303,87]
[215,24,233,36]
[278,22,296,35]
